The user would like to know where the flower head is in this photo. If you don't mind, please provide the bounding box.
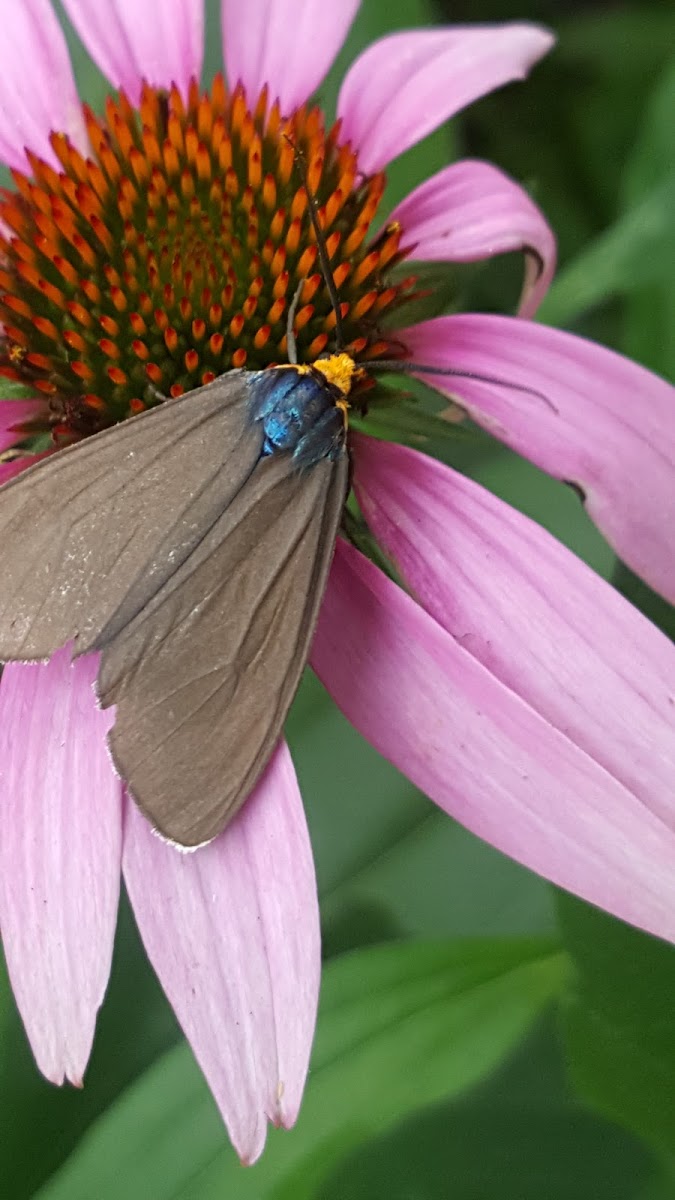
[0,77,413,435]
[0,0,673,1166]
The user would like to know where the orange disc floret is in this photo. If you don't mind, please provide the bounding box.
[0,76,415,442]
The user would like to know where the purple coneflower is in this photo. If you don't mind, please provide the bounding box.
[0,0,673,1165]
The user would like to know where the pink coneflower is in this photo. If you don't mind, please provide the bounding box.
[0,0,673,1166]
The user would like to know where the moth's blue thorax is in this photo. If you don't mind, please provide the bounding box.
[247,355,360,469]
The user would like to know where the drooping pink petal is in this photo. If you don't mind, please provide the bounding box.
[123,740,320,1164]
[389,159,556,318]
[0,0,88,171]
[337,24,554,175]
[403,315,675,604]
[222,0,359,115]
[312,540,675,946]
[0,399,44,452]
[353,434,675,830]
[0,648,122,1084]
[63,0,203,103]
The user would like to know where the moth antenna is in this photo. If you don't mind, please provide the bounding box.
[283,136,553,415]
[285,278,305,366]
[371,360,559,414]
[284,134,345,352]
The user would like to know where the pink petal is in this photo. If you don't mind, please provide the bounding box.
[389,159,556,318]
[312,541,675,946]
[0,450,51,485]
[0,648,122,1084]
[403,315,675,604]
[0,0,87,171]
[63,0,203,103]
[353,434,675,831]
[222,0,359,114]
[123,740,320,1164]
[337,24,554,175]
[0,399,44,452]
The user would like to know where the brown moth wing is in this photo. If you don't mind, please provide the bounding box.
[97,451,349,846]
[0,374,261,661]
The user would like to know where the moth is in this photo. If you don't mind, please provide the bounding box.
[0,346,358,845]
[0,165,547,846]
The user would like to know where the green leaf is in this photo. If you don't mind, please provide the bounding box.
[537,45,675,336]
[559,8,675,82]
[621,55,675,376]
[0,380,41,401]
[351,396,478,449]
[322,1020,654,1200]
[557,893,675,1166]
[537,172,675,326]
[638,1181,675,1200]
[36,938,568,1200]
[621,55,675,205]
[622,281,675,379]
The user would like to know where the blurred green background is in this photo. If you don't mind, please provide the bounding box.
[2,0,674,1196]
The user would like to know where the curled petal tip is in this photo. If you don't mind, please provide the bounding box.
[338,22,556,173]
[402,314,675,604]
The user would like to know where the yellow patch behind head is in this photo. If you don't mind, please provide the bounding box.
[310,353,363,397]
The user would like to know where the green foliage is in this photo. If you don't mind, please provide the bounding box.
[537,174,675,326]
[2,1,674,1197]
[558,896,675,1173]
[540,49,675,334]
[35,939,567,1200]
[621,55,675,378]
[322,1021,654,1200]
[0,380,41,401]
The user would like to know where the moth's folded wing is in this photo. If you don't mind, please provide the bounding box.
[0,375,261,661]
[98,452,348,847]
